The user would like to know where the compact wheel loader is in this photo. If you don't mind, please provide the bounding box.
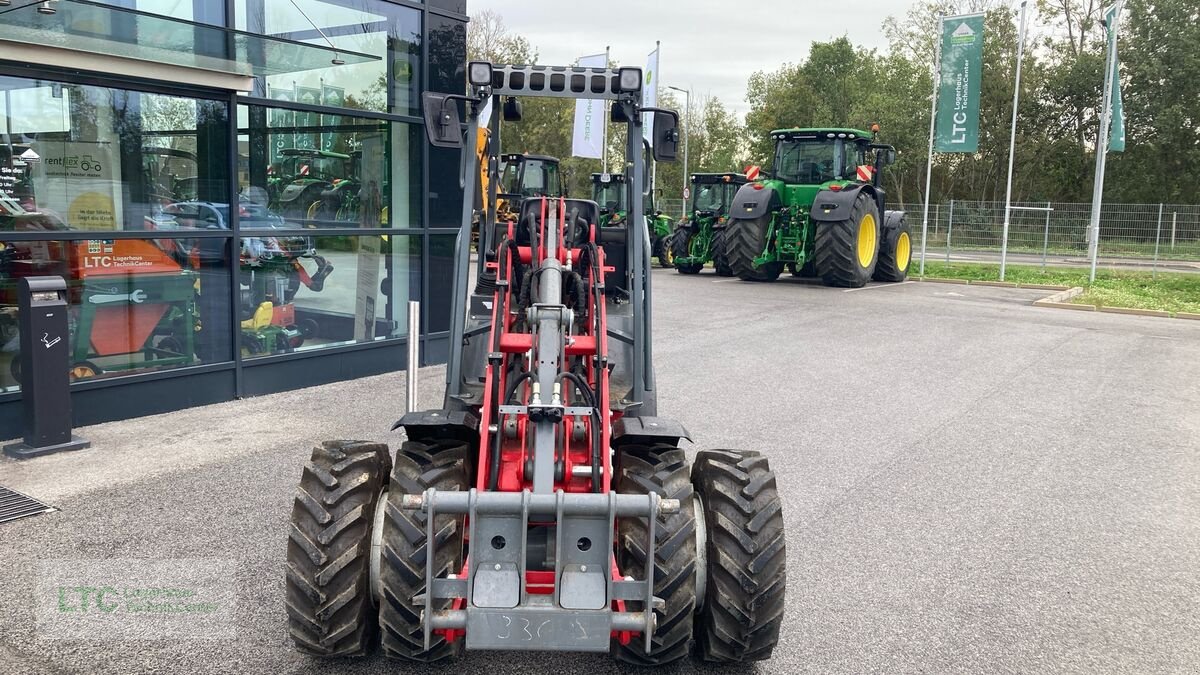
[286,61,787,665]
[725,127,912,287]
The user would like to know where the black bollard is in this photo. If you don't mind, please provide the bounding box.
[3,276,90,459]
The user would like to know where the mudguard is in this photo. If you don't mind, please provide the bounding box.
[884,210,906,231]
[392,409,480,443]
[611,416,691,447]
[730,182,781,220]
[810,185,875,222]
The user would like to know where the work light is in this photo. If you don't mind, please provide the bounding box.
[618,67,642,93]
[468,61,494,87]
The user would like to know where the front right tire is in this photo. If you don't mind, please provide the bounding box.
[692,450,786,662]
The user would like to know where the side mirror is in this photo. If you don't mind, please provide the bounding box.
[502,96,523,122]
[422,92,463,149]
[652,110,679,162]
[885,149,897,165]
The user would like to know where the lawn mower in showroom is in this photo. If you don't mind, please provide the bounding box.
[285,61,786,665]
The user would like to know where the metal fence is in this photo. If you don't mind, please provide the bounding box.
[894,201,1200,271]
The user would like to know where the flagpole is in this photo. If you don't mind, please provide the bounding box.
[1087,0,1122,283]
[999,0,1029,281]
[603,45,611,175]
[919,15,943,277]
[651,40,659,202]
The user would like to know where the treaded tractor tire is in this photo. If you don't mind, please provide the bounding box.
[814,192,880,288]
[653,234,674,269]
[379,440,470,663]
[712,228,734,277]
[873,212,912,282]
[672,228,704,274]
[693,450,786,663]
[286,440,392,657]
[726,215,783,282]
[611,444,698,665]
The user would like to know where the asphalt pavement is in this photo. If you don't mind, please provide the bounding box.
[1,269,1198,674]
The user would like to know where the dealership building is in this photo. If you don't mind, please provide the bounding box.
[0,0,467,436]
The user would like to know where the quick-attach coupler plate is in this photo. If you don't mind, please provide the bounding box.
[406,488,676,653]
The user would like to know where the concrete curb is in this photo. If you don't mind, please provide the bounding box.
[1035,287,1086,304]
[1034,300,1096,312]
[1097,306,1172,318]
[1176,312,1200,321]
[916,277,969,285]
[1016,283,1073,291]
[971,280,1019,288]
[917,277,1071,292]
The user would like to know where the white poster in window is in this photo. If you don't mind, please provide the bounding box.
[353,135,385,342]
[31,141,124,231]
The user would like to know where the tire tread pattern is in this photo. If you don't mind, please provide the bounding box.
[286,440,391,657]
[693,449,786,663]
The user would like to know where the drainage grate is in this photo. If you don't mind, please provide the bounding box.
[0,486,55,524]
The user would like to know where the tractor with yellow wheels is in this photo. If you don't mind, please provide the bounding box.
[724,127,912,287]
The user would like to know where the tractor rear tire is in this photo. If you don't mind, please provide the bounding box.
[712,229,734,277]
[727,215,783,282]
[814,192,880,288]
[286,440,392,657]
[873,212,913,282]
[611,444,697,666]
[379,440,470,663]
[672,229,703,274]
[692,450,786,662]
[653,235,674,269]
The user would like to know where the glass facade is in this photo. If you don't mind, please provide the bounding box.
[0,0,468,431]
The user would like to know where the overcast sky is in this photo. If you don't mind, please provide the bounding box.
[468,0,917,116]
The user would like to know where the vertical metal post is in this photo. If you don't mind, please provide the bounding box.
[1042,201,1051,272]
[1087,0,1123,283]
[946,199,955,263]
[1152,203,1163,280]
[919,14,944,278]
[1170,211,1177,251]
[999,0,1029,282]
[406,300,420,413]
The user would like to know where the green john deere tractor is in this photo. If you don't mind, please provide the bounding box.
[591,172,673,268]
[670,172,747,275]
[725,127,912,287]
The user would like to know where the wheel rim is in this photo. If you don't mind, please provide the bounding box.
[857,213,877,268]
[896,231,912,271]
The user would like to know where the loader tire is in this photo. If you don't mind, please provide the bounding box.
[814,192,880,287]
[672,228,703,274]
[693,450,786,662]
[712,228,734,277]
[286,440,392,657]
[379,440,470,663]
[611,444,697,666]
[726,215,783,282]
[873,212,912,282]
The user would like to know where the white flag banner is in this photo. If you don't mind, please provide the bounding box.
[642,46,659,141]
[643,48,662,141]
[571,53,608,159]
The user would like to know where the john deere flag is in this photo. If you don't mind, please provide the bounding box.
[571,53,608,159]
[294,85,322,151]
[1105,2,1125,152]
[642,46,659,142]
[935,14,984,153]
[320,84,345,152]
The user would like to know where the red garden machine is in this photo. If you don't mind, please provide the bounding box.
[285,61,787,665]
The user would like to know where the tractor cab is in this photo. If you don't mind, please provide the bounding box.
[770,128,895,201]
[591,172,629,224]
[688,173,747,220]
[498,153,562,199]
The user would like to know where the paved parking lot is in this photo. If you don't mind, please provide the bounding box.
[2,270,1198,674]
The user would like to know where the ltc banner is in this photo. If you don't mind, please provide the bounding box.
[1105,2,1125,152]
[571,53,607,159]
[642,46,659,142]
[935,14,984,153]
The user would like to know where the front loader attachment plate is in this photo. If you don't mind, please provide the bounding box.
[407,488,676,653]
